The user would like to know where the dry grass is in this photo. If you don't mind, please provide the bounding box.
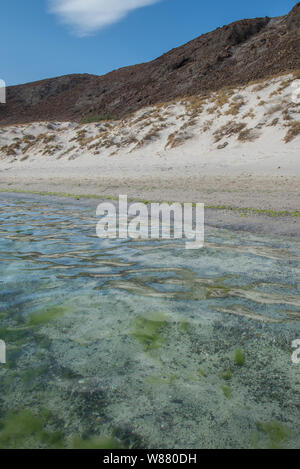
[213,89,234,108]
[207,105,218,115]
[36,133,56,144]
[184,95,206,117]
[293,69,300,79]
[267,117,280,127]
[213,121,246,142]
[284,121,300,143]
[269,79,292,97]
[165,130,193,149]
[132,126,161,151]
[237,128,260,142]
[264,103,283,116]
[282,108,293,121]
[225,96,246,116]
[57,146,77,159]
[202,119,213,132]
[251,83,269,92]
[243,108,255,119]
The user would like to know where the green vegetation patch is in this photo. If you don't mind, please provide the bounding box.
[234,348,245,367]
[0,410,64,449]
[221,369,233,381]
[27,305,70,326]
[255,420,291,449]
[0,326,30,346]
[221,385,232,399]
[0,409,120,449]
[131,312,168,351]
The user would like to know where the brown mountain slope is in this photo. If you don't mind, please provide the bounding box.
[1,3,300,126]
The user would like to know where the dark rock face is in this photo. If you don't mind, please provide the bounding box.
[286,2,300,30]
[1,4,300,126]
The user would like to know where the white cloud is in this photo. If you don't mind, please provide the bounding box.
[49,0,161,36]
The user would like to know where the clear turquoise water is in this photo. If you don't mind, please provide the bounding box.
[0,194,299,449]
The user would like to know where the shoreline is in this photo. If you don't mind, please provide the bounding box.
[1,189,300,239]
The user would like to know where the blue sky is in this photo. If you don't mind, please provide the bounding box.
[1,0,297,86]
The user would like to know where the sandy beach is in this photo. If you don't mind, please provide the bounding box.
[1,73,299,236]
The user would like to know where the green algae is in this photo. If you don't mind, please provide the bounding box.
[28,305,70,326]
[131,312,168,351]
[0,326,30,347]
[0,409,65,449]
[197,368,207,378]
[180,320,190,333]
[234,348,245,366]
[23,365,49,386]
[221,369,233,381]
[1,189,299,218]
[221,385,232,399]
[0,409,121,449]
[254,420,291,449]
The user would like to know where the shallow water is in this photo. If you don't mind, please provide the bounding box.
[0,194,299,449]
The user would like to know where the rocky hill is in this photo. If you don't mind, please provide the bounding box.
[1,2,300,126]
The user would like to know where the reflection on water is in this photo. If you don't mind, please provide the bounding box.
[0,194,299,449]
